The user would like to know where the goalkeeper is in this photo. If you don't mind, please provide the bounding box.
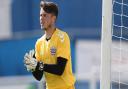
[24,1,75,89]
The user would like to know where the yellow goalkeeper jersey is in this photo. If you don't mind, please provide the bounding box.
[35,28,75,89]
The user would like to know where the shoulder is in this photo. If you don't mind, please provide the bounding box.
[35,35,45,46]
[57,28,69,38]
[56,28,70,42]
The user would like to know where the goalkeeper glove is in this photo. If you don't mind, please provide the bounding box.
[24,49,37,72]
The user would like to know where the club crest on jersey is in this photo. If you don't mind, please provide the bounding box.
[50,46,56,55]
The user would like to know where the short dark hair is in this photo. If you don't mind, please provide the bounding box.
[40,1,58,18]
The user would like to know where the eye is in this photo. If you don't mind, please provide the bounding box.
[43,14,47,17]
[40,14,47,17]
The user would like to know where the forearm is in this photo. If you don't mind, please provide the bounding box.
[32,62,43,81]
[43,57,67,75]
[32,57,67,81]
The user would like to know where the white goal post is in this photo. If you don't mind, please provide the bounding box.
[100,0,113,89]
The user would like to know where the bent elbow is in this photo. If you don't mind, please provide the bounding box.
[57,70,64,76]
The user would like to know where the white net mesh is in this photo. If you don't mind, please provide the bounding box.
[112,0,128,88]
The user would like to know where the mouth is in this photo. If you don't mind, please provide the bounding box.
[40,21,42,24]
[40,23,43,26]
[40,20,43,24]
[40,22,44,26]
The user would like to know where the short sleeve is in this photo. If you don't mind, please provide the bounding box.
[56,32,71,60]
[35,40,41,61]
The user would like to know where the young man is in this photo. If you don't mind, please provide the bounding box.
[24,1,75,89]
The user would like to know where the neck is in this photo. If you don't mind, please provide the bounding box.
[45,25,56,39]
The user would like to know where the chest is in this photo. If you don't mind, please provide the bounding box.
[40,40,58,63]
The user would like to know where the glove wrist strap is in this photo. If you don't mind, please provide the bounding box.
[39,62,44,71]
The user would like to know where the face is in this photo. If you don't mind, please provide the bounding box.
[40,8,56,30]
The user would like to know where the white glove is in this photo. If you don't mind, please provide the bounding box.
[24,49,37,72]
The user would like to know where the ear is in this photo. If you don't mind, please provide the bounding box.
[52,15,56,23]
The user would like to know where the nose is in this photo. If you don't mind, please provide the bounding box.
[40,16,43,23]
[40,16,42,21]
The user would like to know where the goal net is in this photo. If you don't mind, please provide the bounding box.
[101,0,128,89]
[111,0,128,89]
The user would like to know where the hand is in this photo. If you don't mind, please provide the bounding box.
[24,49,37,72]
